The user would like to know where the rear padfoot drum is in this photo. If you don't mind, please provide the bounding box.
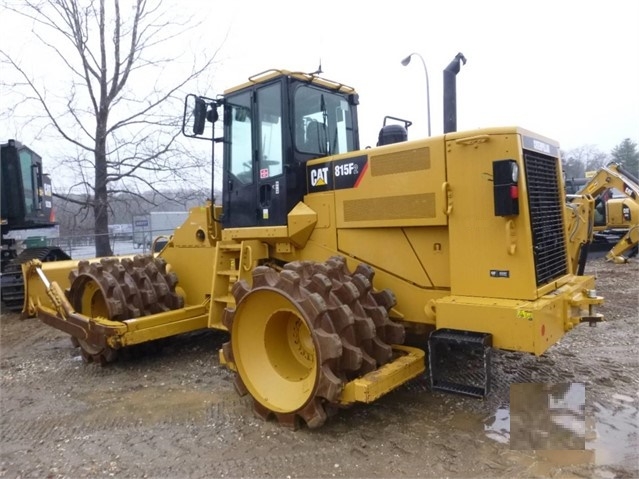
[223,256,405,429]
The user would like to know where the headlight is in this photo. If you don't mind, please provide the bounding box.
[511,162,519,182]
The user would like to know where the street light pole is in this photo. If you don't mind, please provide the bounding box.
[401,52,431,136]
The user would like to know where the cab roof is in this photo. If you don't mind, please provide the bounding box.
[223,69,357,96]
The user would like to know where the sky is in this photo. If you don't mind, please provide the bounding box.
[206,0,639,153]
[1,0,638,183]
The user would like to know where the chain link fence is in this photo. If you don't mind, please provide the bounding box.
[16,231,157,260]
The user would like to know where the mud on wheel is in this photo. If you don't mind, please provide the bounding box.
[66,255,184,365]
[222,255,405,429]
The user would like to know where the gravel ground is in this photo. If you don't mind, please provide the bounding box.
[1,256,637,478]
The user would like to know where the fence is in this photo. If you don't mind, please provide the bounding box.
[24,231,158,260]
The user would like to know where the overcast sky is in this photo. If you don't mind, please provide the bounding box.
[207,0,638,154]
[2,0,638,169]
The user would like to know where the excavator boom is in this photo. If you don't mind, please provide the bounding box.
[568,163,639,265]
[578,163,639,199]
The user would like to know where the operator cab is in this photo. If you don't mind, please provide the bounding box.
[1,140,53,229]
[185,69,360,228]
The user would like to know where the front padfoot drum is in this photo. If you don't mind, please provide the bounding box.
[66,255,184,365]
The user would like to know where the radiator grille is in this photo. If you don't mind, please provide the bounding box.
[524,151,568,285]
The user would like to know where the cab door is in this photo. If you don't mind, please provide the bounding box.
[255,82,287,227]
[222,90,257,228]
[223,82,288,228]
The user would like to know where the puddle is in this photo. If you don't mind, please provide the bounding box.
[482,383,638,470]
[484,406,510,444]
[589,399,639,468]
[81,386,218,424]
[509,382,586,450]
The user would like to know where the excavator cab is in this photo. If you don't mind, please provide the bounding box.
[1,140,71,310]
[185,70,360,229]
[1,140,52,233]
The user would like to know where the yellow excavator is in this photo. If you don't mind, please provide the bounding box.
[565,163,638,274]
[20,54,604,429]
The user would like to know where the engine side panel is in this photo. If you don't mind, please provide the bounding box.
[446,133,540,300]
[307,139,448,229]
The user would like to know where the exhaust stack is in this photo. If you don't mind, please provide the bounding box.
[443,52,467,134]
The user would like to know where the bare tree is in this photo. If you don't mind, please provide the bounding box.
[562,145,609,179]
[1,0,218,256]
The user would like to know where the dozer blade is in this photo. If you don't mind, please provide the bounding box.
[428,328,492,398]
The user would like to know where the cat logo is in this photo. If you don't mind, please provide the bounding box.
[310,166,330,187]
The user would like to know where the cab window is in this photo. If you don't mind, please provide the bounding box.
[294,86,354,157]
[257,84,283,179]
[19,150,35,212]
[228,92,253,184]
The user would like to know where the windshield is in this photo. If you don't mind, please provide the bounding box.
[294,85,355,157]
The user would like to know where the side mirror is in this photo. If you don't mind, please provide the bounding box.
[193,97,207,135]
[182,94,219,139]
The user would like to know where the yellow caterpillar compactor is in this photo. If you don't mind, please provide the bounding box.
[21,55,604,429]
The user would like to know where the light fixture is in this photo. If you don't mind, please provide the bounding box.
[400,52,431,136]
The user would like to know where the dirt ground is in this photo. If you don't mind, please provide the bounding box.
[1,256,637,479]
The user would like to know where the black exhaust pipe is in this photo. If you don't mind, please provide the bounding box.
[443,52,467,134]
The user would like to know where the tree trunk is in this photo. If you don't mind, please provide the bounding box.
[94,130,113,257]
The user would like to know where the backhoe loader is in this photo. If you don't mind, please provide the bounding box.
[565,163,638,274]
[21,54,604,429]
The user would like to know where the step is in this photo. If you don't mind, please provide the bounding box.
[429,380,486,398]
[217,269,239,277]
[213,295,235,305]
[219,243,242,251]
[428,328,492,398]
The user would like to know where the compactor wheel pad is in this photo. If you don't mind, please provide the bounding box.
[66,255,184,364]
[222,256,405,429]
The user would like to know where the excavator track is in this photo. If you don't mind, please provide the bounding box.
[0,247,71,312]
[66,255,184,364]
[222,256,405,429]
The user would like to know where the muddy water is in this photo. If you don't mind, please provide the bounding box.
[589,395,639,467]
[82,386,217,424]
[480,383,639,471]
[509,382,586,450]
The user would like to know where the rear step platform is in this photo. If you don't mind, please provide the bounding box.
[428,328,493,398]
